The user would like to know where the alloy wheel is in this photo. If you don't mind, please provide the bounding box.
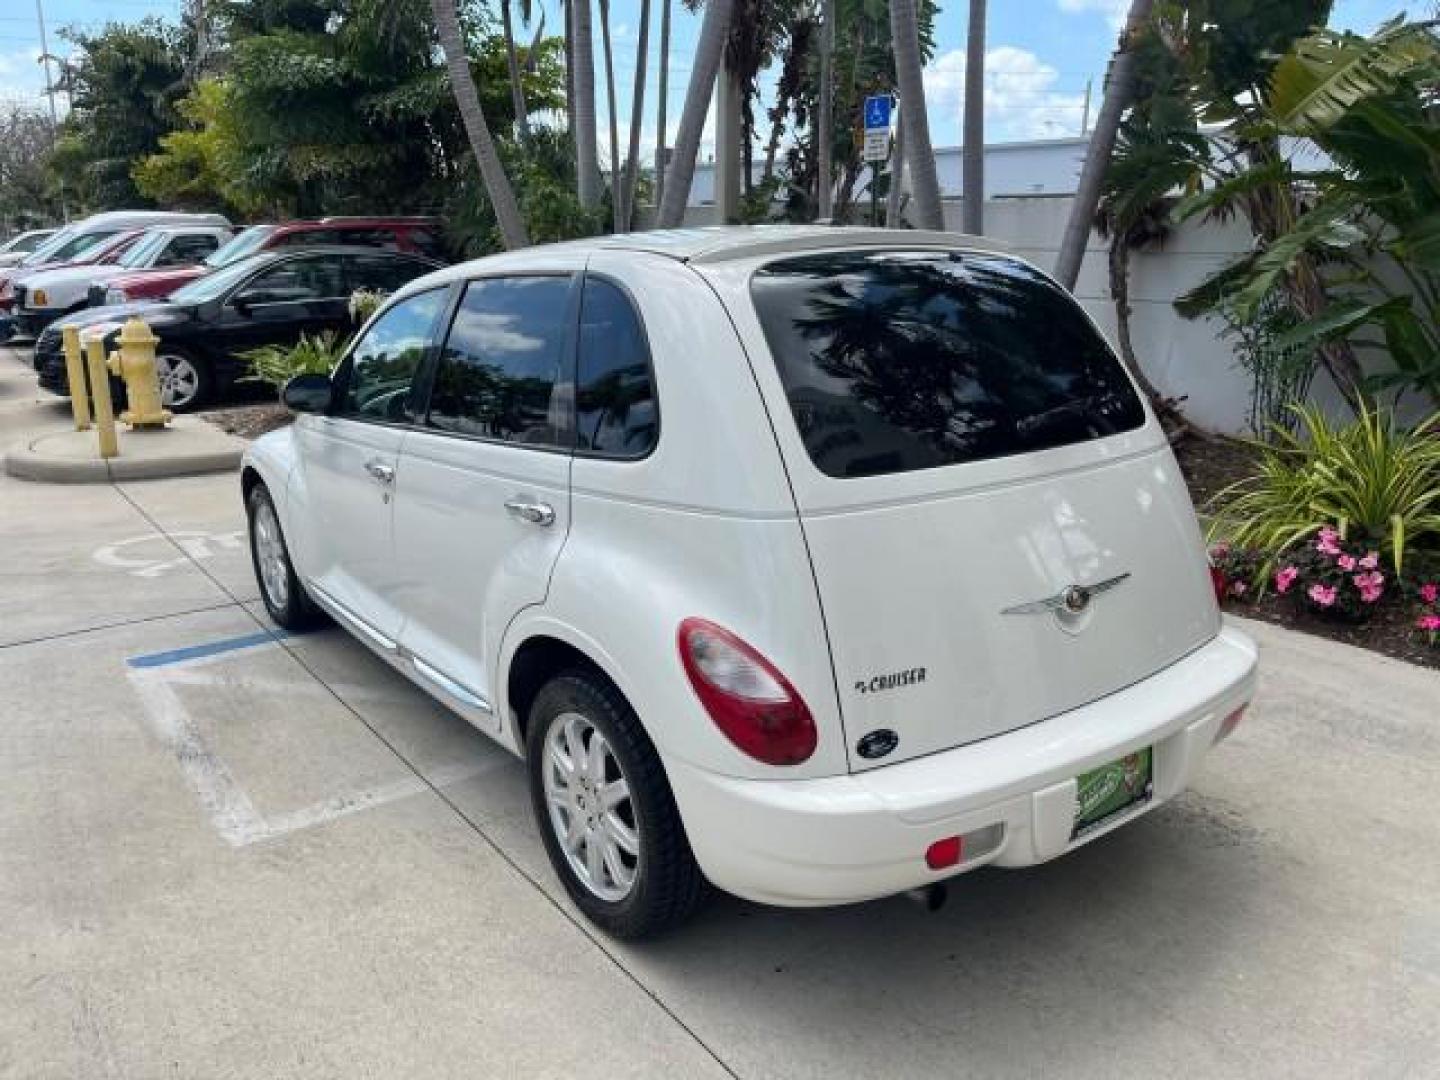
[156,353,201,409]
[252,498,290,611]
[541,711,639,902]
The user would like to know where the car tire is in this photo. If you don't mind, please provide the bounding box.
[246,483,323,631]
[155,348,213,412]
[526,670,708,938]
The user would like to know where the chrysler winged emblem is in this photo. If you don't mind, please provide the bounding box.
[1001,573,1131,616]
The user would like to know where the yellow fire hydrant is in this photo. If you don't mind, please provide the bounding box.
[107,317,172,430]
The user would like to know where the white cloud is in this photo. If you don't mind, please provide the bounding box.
[923,45,1088,143]
[1057,0,1130,30]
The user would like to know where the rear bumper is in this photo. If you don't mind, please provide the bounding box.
[667,624,1258,907]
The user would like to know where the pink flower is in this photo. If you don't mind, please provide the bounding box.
[1274,566,1299,594]
[1359,552,1379,571]
[1230,580,1247,597]
[1353,570,1385,604]
[1422,583,1439,605]
[1419,614,1440,632]
[1315,526,1342,557]
[1337,553,1357,571]
[1308,583,1338,607]
[1210,542,1231,560]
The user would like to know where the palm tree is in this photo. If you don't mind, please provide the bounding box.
[889,0,942,229]
[500,0,532,147]
[599,0,622,230]
[572,0,602,208]
[961,0,984,233]
[1054,0,1153,289]
[816,0,834,218]
[654,0,672,209]
[430,0,530,248]
[657,0,737,226]
[620,0,652,226]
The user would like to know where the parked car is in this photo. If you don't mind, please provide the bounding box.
[239,226,1258,938]
[0,228,59,269]
[98,216,444,305]
[0,211,229,315]
[37,246,440,411]
[0,230,146,316]
[12,226,232,337]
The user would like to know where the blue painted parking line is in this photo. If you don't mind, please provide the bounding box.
[126,629,289,669]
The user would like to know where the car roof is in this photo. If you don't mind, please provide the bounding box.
[394,225,1011,299]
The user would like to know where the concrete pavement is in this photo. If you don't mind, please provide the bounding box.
[3,342,1438,1079]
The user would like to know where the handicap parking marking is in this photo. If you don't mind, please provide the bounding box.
[94,529,244,579]
[126,631,505,847]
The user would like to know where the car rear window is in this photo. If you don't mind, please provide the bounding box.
[749,250,1146,479]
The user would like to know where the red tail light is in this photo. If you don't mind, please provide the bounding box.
[678,618,816,766]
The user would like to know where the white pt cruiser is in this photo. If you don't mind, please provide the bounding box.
[243,226,1257,937]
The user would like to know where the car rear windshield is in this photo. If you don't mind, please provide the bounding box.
[749,250,1146,479]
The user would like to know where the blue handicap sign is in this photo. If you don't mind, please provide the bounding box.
[863,95,892,130]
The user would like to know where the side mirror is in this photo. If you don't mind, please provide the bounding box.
[282,373,333,414]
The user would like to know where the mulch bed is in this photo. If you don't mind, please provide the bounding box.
[197,401,292,440]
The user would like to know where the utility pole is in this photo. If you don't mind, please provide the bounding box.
[961,0,985,234]
[34,0,68,221]
[1080,77,1093,134]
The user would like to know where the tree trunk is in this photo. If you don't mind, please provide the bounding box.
[500,0,531,148]
[656,0,735,227]
[654,0,671,211]
[572,0,601,209]
[890,0,943,230]
[886,104,905,226]
[620,0,651,227]
[961,0,985,234]
[817,0,835,219]
[564,0,577,164]
[1054,0,1153,289]
[1108,236,1202,437]
[431,0,529,249]
[599,0,622,231]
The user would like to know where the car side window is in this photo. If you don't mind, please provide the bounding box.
[335,288,447,423]
[427,276,571,446]
[346,254,433,295]
[576,278,658,457]
[241,257,345,304]
[164,234,221,265]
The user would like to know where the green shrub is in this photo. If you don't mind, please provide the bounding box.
[1207,402,1440,574]
[348,289,386,324]
[240,331,347,390]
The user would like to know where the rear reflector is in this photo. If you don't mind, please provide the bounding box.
[925,836,962,870]
[1214,705,1247,744]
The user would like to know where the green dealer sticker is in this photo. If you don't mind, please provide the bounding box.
[1073,747,1153,839]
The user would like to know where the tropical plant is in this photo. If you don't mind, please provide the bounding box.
[817,0,835,218]
[1270,525,1390,619]
[1056,0,1155,289]
[349,288,388,323]
[571,0,602,209]
[653,0,672,209]
[241,331,348,389]
[961,0,985,234]
[619,0,652,226]
[432,0,530,248]
[657,0,737,225]
[889,0,941,229]
[1207,402,1440,574]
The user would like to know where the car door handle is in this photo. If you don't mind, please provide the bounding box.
[503,499,555,526]
[364,459,395,485]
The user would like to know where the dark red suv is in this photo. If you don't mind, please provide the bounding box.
[95,217,444,305]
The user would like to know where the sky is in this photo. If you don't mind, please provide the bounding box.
[0,0,1425,163]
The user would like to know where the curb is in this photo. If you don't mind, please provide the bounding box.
[2,420,246,484]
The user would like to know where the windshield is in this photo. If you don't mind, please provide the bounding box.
[118,231,170,269]
[206,225,274,268]
[20,228,76,266]
[24,230,119,267]
[750,250,1146,479]
[169,253,268,304]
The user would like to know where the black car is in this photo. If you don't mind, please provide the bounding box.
[35,246,442,411]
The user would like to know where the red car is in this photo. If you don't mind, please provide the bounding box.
[97,216,444,305]
[0,230,145,313]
